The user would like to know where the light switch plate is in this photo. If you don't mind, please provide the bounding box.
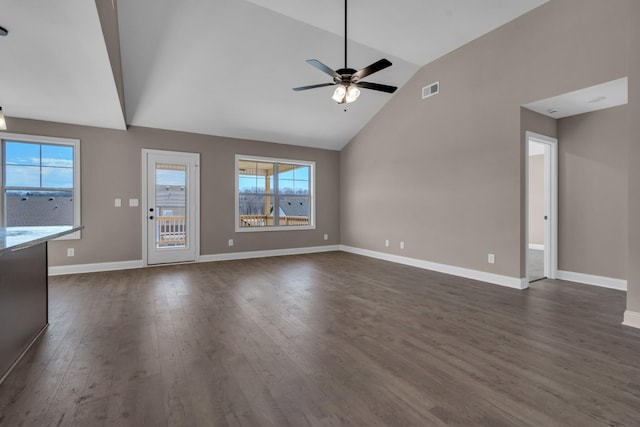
[114,198,121,207]
[129,198,139,207]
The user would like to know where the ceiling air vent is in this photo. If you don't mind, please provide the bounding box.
[422,81,439,99]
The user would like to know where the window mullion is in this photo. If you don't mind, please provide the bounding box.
[39,144,43,188]
[1,140,4,226]
[273,162,279,226]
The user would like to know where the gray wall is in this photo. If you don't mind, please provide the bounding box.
[628,0,640,314]
[341,0,630,279]
[558,106,628,280]
[5,118,340,266]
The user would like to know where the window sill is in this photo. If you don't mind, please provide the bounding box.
[235,225,316,233]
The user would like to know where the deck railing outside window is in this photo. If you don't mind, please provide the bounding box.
[156,215,309,247]
[239,215,309,227]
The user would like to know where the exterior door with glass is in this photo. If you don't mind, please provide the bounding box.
[143,149,199,265]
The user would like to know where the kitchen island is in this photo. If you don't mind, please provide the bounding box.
[0,226,83,383]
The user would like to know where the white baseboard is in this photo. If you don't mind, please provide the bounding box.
[623,310,640,329]
[556,270,627,291]
[198,245,340,263]
[48,260,144,276]
[528,244,545,251]
[339,245,528,290]
[48,245,341,275]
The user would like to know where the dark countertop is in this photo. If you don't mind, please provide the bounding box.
[0,226,84,253]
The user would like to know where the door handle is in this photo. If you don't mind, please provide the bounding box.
[149,208,154,212]
[149,216,154,220]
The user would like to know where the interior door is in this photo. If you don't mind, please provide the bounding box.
[144,149,199,265]
[526,132,558,282]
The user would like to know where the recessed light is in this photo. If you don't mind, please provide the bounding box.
[588,96,607,103]
[0,26,8,37]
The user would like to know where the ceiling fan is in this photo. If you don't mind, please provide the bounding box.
[292,0,397,104]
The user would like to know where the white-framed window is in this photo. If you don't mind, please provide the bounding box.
[235,155,315,232]
[1,132,81,239]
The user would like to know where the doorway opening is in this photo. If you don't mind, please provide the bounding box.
[526,132,558,282]
[142,149,200,265]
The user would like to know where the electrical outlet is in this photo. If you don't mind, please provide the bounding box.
[228,239,234,247]
[400,241,405,250]
[385,239,389,247]
[324,234,328,241]
[488,253,495,264]
[67,248,75,257]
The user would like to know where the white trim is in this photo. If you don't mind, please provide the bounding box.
[48,260,143,276]
[525,131,558,280]
[623,310,640,329]
[0,131,79,146]
[47,246,340,275]
[198,245,340,263]
[340,245,528,290]
[235,154,316,232]
[46,246,530,294]
[556,270,627,291]
[141,150,148,265]
[528,244,545,251]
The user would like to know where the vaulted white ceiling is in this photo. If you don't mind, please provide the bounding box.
[0,0,126,130]
[0,0,549,150]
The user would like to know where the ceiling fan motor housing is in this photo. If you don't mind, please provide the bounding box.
[336,68,358,84]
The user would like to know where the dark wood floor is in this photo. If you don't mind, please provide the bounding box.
[1,252,640,426]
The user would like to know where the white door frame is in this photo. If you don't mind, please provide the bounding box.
[525,131,558,280]
[142,149,200,266]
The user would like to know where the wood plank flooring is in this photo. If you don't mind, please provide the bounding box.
[1,251,640,426]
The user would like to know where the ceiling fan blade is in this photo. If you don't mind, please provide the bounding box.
[292,82,337,91]
[355,81,398,93]
[306,59,340,80]
[352,59,392,81]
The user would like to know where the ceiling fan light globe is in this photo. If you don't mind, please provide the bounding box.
[332,85,347,103]
[345,86,360,103]
[0,107,6,131]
